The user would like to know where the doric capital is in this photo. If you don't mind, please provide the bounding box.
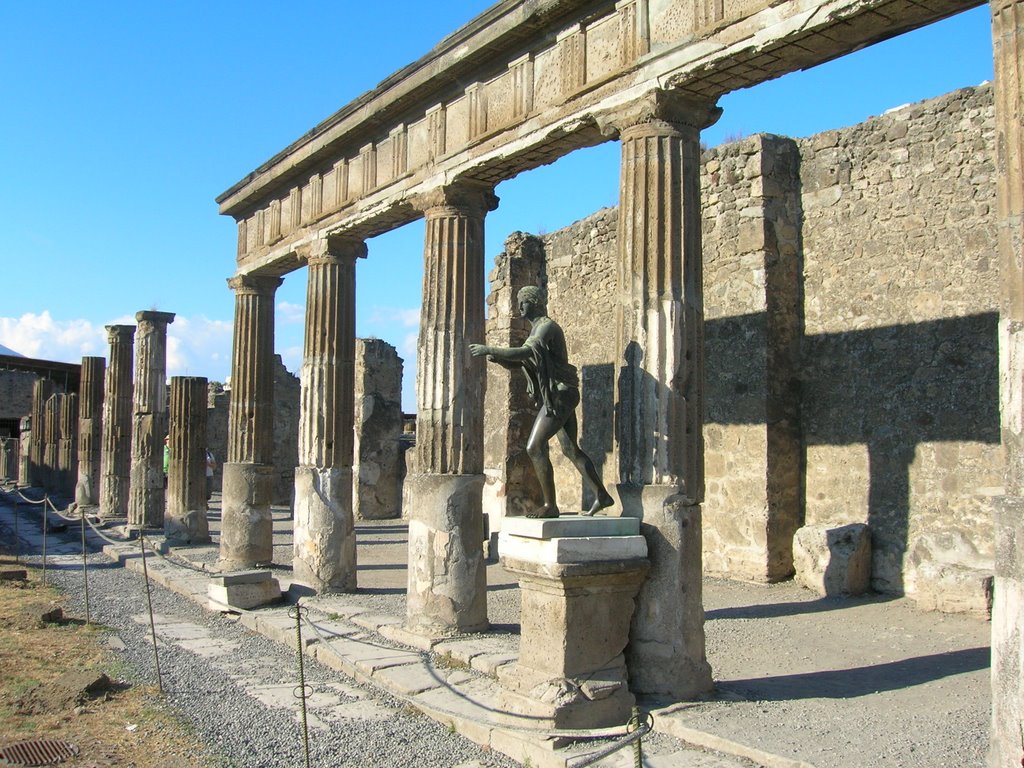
[297,234,367,267]
[105,324,136,343]
[135,310,176,328]
[597,89,722,139]
[227,273,284,296]
[410,180,499,219]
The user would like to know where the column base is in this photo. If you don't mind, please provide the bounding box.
[405,473,488,637]
[292,466,356,593]
[165,505,211,545]
[219,462,275,569]
[620,483,713,699]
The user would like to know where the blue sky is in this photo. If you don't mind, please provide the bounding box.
[0,2,995,411]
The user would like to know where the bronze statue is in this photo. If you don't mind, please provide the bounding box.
[470,286,614,518]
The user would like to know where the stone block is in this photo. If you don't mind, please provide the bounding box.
[501,514,639,539]
[208,576,281,611]
[211,569,274,586]
[793,523,871,596]
[499,533,647,564]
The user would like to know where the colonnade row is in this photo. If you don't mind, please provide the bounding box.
[222,91,718,697]
[3,311,214,541]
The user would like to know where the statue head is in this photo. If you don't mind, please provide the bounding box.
[516,285,547,318]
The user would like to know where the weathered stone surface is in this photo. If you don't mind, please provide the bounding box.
[793,523,872,597]
[58,392,78,498]
[99,325,134,520]
[354,338,403,521]
[208,577,281,611]
[293,466,356,592]
[166,376,210,544]
[990,497,1024,767]
[499,532,647,563]
[499,550,648,729]
[128,310,174,529]
[405,473,488,637]
[502,515,640,539]
[221,275,281,568]
[29,379,55,487]
[75,356,105,508]
[0,438,17,482]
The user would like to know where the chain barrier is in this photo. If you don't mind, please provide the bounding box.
[289,604,313,768]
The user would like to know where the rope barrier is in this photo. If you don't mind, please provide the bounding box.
[289,604,313,768]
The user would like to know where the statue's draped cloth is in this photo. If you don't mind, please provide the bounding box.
[520,318,579,419]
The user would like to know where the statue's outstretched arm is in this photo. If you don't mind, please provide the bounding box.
[468,343,532,363]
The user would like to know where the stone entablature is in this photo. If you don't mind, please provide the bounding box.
[217,0,972,279]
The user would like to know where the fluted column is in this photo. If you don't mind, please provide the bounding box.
[28,378,55,487]
[100,325,135,519]
[43,394,59,492]
[166,376,210,543]
[405,182,496,636]
[128,310,175,529]
[293,236,363,592]
[990,2,1024,764]
[602,90,719,699]
[59,393,78,498]
[220,273,282,569]
[75,356,105,508]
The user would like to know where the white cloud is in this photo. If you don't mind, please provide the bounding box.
[278,301,305,324]
[0,311,105,361]
[369,306,420,327]
[400,332,418,360]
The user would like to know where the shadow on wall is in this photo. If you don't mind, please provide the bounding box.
[706,310,1000,593]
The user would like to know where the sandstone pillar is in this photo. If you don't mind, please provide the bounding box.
[293,237,363,592]
[100,325,135,520]
[990,2,1024,764]
[605,90,719,699]
[166,376,210,543]
[354,338,403,521]
[128,311,175,529]
[75,356,105,508]
[42,394,59,492]
[406,182,496,636]
[28,378,55,486]
[58,392,78,498]
[18,416,31,486]
[482,233,546,547]
[220,274,282,569]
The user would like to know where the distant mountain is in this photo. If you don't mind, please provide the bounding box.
[0,343,25,357]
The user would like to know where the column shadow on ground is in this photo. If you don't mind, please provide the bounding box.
[705,594,898,620]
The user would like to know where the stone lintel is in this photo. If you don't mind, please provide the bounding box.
[501,514,640,539]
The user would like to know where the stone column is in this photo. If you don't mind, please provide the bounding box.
[603,90,719,699]
[354,338,403,521]
[405,182,496,636]
[166,376,210,544]
[43,394,59,492]
[220,274,282,569]
[482,233,546,549]
[76,356,105,508]
[100,325,135,520]
[59,393,78,498]
[293,237,363,592]
[18,416,31,486]
[0,438,16,481]
[990,2,1024,764]
[29,378,55,486]
[128,310,175,529]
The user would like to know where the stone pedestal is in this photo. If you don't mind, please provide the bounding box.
[220,462,275,568]
[498,516,648,729]
[100,325,135,520]
[208,569,281,611]
[405,473,488,636]
[128,310,175,529]
[75,356,105,508]
[166,376,210,544]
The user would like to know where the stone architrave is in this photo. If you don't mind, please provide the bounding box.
[99,325,135,520]
[293,237,363,593]
[29,378,55,487]
[220,274,282,569]
[482,233,546,549]
[406,182,496,636]
[128,311,175,529]
[354,338,403,521]
[75,356,105,508]
[601,90,719,699]
[991,2,1024,764]
[166,376,211,544]
[58,393,78,498]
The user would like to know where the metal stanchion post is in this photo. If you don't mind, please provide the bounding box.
[80,507,90,625]
[289,603,312,768]
[41,498,48,587]
[139,534,163,693]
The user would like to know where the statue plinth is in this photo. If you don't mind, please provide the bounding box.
[498,516,649,729]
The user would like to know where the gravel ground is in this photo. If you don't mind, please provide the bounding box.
[1,506,517,768]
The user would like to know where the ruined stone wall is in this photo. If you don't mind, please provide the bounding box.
[518,84,1000,608]
[797,86,1000,606]
[0,369,40,426]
